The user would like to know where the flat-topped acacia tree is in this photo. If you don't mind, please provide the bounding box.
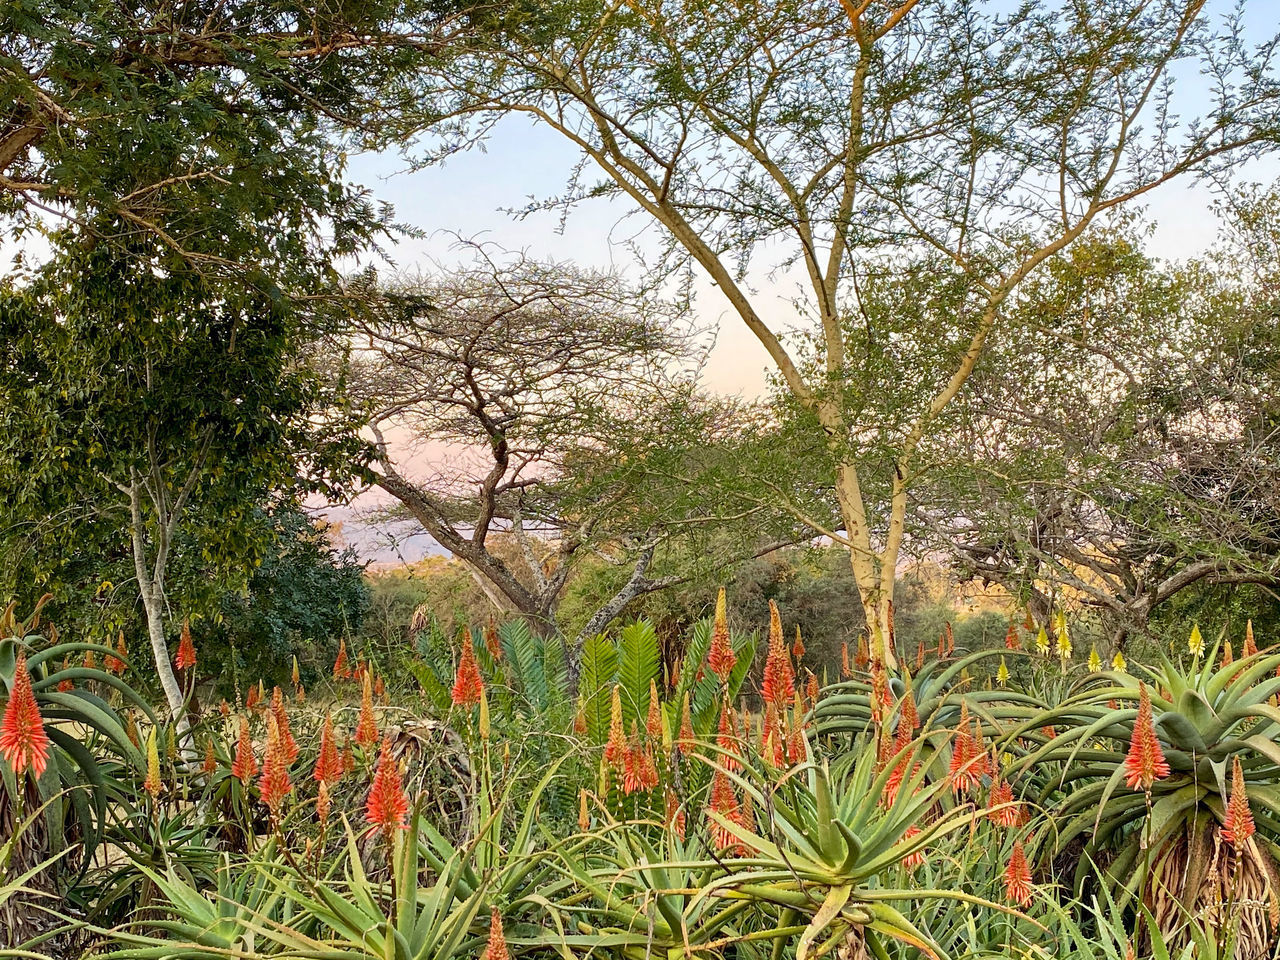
[391,0,1280,665]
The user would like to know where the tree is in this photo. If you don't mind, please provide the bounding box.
[349,248,796,662]
[918,203,1280,648]
[1,0,441,265]
[0,239,365,738]
[393,0,1280,664]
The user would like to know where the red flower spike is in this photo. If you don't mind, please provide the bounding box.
[219,699,231,718]
[314,713,343,784]
[355,672,379,749]
[1005,620,1019,650]
[365,734,409,836]
[231,718,257,785]
[450,631,484,707]
[761,600,795,710]
[1222,755,1256,848]
[792,625,805,661]
[271,686,299,764]
[485,908,510,960]
[333,638,350,680]
[646,679,662,740]
[1004,840,1034,906]
[0,652,51,778]
[57,656,73,693]
[899,826,926,870]
[175,619,196,671]
[949,702,980,795]
[245,683,261,712]
[1123,682,1171,792]
[604,685,626,768]
[104,635,122,675]
[258,715,293,814]
[707,587,736,681]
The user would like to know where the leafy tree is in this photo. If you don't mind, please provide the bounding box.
[922,203,1280,649]
[200,503,370,697]
[392,0,1280,665]
[350,249,797,665]
[0,238,365,736]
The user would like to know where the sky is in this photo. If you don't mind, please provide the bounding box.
[334,107,1279,563]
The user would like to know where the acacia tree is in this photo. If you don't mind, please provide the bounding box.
[349,250,795,658]
[393,0,1280,664]
[917,205,1280,648]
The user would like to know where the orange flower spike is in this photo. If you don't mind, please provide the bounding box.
[374,673,386,700]
[646,679,662,740]
[1245,619,1257,658]
[355,672,379,749]
[202,737,218,775]
[271,686,299,764]
[113,631,128,674]
[57,655,73,692]
[231,717,257,785]
[665,786,686,840]
[706,769,741,850]
[1123,682,1170,791]
[988,777,1019,827]
[622,723,644,795]
[855,635,870,671]
[901,686,920,732]
[219,699,231,718]
[604,685,626,768]
[316,780,332,824]
[341,743,355,775]
[175,619,197,671]
[707,587,736,681]
[485,908,510,960]
[678,692,695,746]
[484,619,503,661]
[792,625,805,661]
[761,600,795,710]
[333,637,350,680]
[573,697,588,735]
[450,630,485,707]
[716,701,739,771]
[915,640,925,671]
[1004,840,1034,907]
[245,683,260,712]
[0,652,51,778]
[578,787,591,831]
[365,734,409,837]
[258,715,293,814]
[1221,755,1256,847]
[83,648,96,670]
[314,713,343,784]
[1221,640,1234,669]
[841,642,851,678]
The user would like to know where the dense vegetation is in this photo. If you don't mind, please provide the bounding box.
[3,0,1280,956]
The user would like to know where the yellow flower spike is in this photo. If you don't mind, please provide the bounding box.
[1055,613,1072,659]
[1189,624,1205,658]
[1035,626,1050,654]
[478,685,491,741]
[1088,648,1102,673]
[144,728,163,798]
[997,657,1009,687]
[1112,650,1127,674]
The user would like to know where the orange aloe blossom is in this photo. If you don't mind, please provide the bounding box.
[0,652,51,778]
[1123,682,1170,791]
[366,734,409,837]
